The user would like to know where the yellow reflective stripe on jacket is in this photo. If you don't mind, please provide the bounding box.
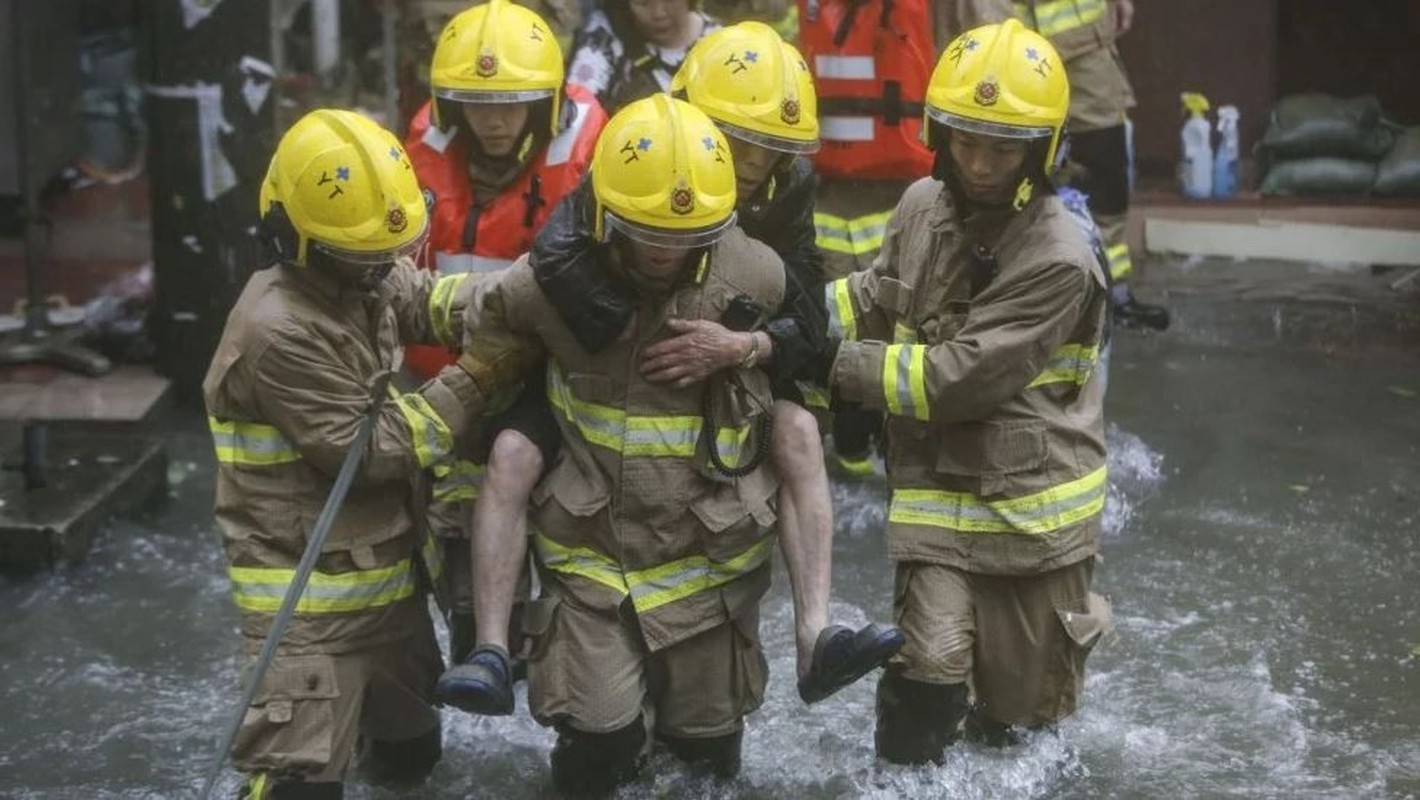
[393,393,454,468]
[433,459,484,503]
[419,526,444,584]
[825,278,858,341]
[1014,0,1107,38]
[247,775,271,800]
[228,559,417,614]
[814,210,893,256]
[209,417,301,466]
[532,530,629,595]
[428,273,469,347]
[625,536,774,614]
[1106,243,1133,280]
[546,364,754,464]
[796,380,831,410]
[892,322,917,344]
[882,344,930,421]
[889,465,1107,535]
[1028,343,1099,389]
[534,531,774,614]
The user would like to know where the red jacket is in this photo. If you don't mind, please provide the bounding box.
[798,0,935,180]
[403,83,606,378]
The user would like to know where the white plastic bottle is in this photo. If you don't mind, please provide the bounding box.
[1213,105,1240,198]
[1179,92,1213,199]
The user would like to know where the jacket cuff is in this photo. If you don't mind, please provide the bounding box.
[831,340,888,410]
[422,367,480,439]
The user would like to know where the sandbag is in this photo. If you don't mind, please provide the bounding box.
[1260,157,1377,197]
[1373,127,1420,197]
[1259,94,1395,161]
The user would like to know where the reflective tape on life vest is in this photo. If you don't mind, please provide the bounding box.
[1028,343,1099,389]
[825,278,858,341]
[1014,0,1107,38]
[228,559,417,614]
[545,364,755,467]
[428,273,469,347]
[393,393,454,468]
[1106,243,1133,280]
[813,54,876,80]
[533,530,774,614]
[814,210,892,256]
[209,417,301,466]
[435,251,516,276]
[432,459,484,503]
[882,344,930,421]
[819,116,877,142]
[889,465,1108,535]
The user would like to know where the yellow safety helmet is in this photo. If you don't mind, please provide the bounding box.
[670,21,819,155]
[429,0,565,134]
[259,109,427,268]
[590,94,738,248]
[925,18,1070,177]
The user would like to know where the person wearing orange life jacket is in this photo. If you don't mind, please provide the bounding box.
[959,0,1169,329]
[796,0,946,475]
[402,0,607,667]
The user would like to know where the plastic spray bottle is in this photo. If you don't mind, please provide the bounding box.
[1212,105,1240,198]
[1179,92,1213,199]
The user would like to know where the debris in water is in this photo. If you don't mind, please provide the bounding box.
[1388,386,1416,398]
[1289,485,1310,493]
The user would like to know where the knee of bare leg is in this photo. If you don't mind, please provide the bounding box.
[487,430,544,492]
[771,403,823,471]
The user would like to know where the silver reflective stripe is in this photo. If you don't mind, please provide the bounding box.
[820,116,876,142]
[892,344,917,415]
[814,54,875,80]
[435,252,515,275]
[546,101,592,166]
[420,123,456,155]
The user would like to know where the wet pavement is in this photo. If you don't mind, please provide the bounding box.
[1,323,1418,798]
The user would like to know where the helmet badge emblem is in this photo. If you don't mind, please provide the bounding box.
[386,207,408,233]
[974,78,1000,107]
[476,49,498,78]
[670,181,695,216]
[781,97,801,125]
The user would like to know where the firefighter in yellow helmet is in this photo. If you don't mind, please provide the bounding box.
[444,95,791,791]
[204,109,528,797]
[441,21,903,720]
[956,0,1169,329]
[812,20,1115,762]
[402,0,607,677]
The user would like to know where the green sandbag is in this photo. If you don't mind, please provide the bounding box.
[1260,157,1377,196]
[1374,127,1420,197]
[1259,94,1396,161]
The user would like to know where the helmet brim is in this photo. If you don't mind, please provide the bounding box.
[717,120,820,155]
[926,107,1054,141]
[603,211,737,249]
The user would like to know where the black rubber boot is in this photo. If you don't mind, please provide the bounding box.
[1112,283,1170,331]
[239,779,343,799]
[660,729,744,779]
[360,726,442,788]
[798,623,906,704]
[435,643,515,716]
[874,667,970,765]
[550,717,646,796]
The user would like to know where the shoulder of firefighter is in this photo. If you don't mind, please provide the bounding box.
[823,176,1109,574]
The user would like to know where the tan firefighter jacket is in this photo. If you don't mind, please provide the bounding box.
[204,261,481,654]
[466,227,785,651]
[827,178,1108,576]
[950,0,1136,131]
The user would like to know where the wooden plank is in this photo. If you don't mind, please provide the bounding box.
[1143,218,1420,266]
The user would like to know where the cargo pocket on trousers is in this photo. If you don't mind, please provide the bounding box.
[231,654,340,774]
[730,609,768,716]
[1056,592,1115,653]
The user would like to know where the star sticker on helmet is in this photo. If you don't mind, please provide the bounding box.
[965,38,979,51]
[744,50,758,63]
[335,166,350,181]
[702,136,716,151]
[387,146,400,160]
[637,137,652,151]
[1025,46,1039,61]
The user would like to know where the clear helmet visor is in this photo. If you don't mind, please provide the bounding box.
[434,87,555,105]
[926,107,1054,141]
[602,210,738,250]
[310,219,430,266]
[717,119,820,155]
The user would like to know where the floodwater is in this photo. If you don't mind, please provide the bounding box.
[2,331,1417,799]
